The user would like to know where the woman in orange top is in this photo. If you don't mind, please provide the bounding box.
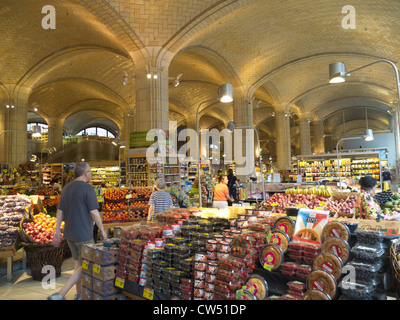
[212,175,234,209]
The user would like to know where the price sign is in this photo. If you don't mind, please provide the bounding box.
[82,259,89,270]
[115,277,125,289]
[143,287,154,300]
[93,263,100,274]
[126,194,132,199]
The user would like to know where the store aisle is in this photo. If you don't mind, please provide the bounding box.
[0,256,77,300]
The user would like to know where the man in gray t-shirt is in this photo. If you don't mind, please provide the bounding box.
[49,162,107,300]
[58,180,99,242]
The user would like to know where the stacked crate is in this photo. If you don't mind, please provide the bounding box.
[81,242,122,300]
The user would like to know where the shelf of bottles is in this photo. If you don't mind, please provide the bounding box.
[297,152,385,186]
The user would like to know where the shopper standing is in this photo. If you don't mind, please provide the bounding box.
[212,174,234,209]
[147,178,174,222]
[49,162,107,300]
[227,169,239,205]
[358,176,383,221]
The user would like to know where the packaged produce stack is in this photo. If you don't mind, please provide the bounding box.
[160,266,175,297]
[138,240,159,286]
[286,281,307,300]
[144,246,163,290]
[81,240,121,300]
[214,255,256,300]
[231,231,268,265]
[152,259,168,293]
[342,230,387,300]
[193,252,207,300]
[181,277,194,300]
[204,260,218,300]
[170,269,186,299]
[200,173,213,205]
[0,195,31,248]
[281,262,313,281]
[116,238,146,284]
[287,242,322,264]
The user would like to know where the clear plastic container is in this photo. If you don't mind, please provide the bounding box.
[346,260,383,284]
[340,280,377,300]
[288,281,307,293]
[214,279,243,293]
[216,268,249,282]
[281,262,300,271]
[351,243,386,263]
[213,291,235,300]
[219,254,255,271]
[355,230,386,246]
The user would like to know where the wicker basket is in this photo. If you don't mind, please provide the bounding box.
[21,241,64,281]
[390,238,400,298]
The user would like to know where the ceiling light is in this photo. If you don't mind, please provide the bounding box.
[153,74,158,79]
[363,129,374,141]
[34,107,38,112]
[173,79,180,87]
[147,73,152,79]
[329,62,348,83]
[123,76,128,86]
[6,105,9,108]
[219,84,233,103]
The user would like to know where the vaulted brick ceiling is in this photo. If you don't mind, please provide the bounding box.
[1,0,399,154]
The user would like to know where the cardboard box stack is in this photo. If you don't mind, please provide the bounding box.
[81,240,122,300]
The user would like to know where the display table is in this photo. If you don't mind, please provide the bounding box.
[0,246,25,282]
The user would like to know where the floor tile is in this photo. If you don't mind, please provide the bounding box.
[0,256,77,300]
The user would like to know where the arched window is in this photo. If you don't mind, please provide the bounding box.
[77,127,115,138]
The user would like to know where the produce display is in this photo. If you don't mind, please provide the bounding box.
[22,212,64,244]
[0,195,32,248]
[70,184,400,301]
[285,185,333,197]
[375,191,400,214]
[102,187,153,222]
[264,192,358,217]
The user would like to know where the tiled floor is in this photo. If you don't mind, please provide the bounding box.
[0,251,77,300]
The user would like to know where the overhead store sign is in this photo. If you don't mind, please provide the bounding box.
[130,131,155,148]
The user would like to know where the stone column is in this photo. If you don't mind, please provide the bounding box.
[47,117,64,153]
[275,110,291,170]
[2,86,30,168]
[233,96,255,181]
[313,119,325,154]
[130,48,171,133]
[121,111,135,153]
[299,115,312,155]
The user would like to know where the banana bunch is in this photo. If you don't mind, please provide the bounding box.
[285,185,333,197]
